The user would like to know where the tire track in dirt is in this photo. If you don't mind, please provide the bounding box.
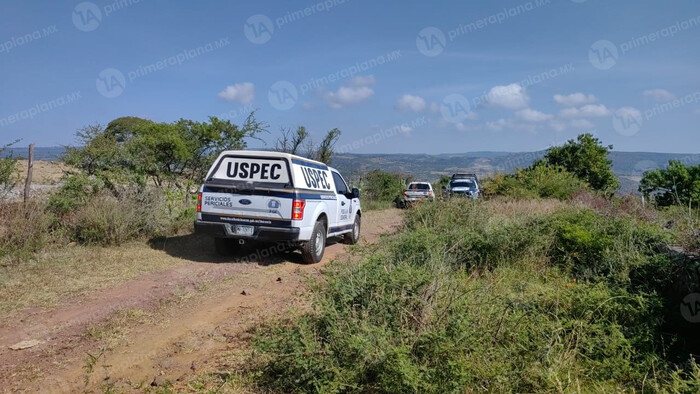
[0,209,402,393]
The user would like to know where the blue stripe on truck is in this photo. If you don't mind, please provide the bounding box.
[329,223,354,233]
[202,186,336,200]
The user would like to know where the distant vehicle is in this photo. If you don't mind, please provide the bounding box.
[444,177,480,199]
[195,151,361,264]
[396,182,434,208]
[451,173,479,182]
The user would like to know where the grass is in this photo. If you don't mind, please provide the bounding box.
[362,199,395,211]
[14,160,69,185]
[246,197,700,393]
[0,241,188,316]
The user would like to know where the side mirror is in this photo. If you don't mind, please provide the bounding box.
[352,188,360,199]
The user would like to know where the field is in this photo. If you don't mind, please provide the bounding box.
[1,157,699,393]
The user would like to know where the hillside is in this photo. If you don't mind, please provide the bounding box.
[5,147,699,193]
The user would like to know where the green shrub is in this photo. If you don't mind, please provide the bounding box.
[64,189,194,246]
[483,164,588,200]
[0,141,19,199]
[550,209,672,285]
[48,172,104,214]
[359,170,409,203]
[251,199,700,392]
[0,200,54,263]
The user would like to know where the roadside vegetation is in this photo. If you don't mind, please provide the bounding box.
[246,196,699,392]
[218,134,700,393]
[1,127,699,391]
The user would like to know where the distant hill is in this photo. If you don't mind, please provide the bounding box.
[1,146,67,161]
[3,147,698,194]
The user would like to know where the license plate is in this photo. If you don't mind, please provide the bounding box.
[232,225,254,236]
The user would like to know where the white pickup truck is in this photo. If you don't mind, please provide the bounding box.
[195,151,361,264]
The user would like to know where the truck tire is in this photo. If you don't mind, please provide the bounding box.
[301,220,326,264]
[344,215,361,245]
[215,237,239,256]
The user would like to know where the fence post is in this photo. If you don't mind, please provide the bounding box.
[24,143,34,203]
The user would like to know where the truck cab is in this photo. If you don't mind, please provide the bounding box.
[195,151,361,264]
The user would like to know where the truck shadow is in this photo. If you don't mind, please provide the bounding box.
[148,233,343,266]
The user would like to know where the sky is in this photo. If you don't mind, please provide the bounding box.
[0,0,699,154]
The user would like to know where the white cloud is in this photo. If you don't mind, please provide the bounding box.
[486,118,510,131]
[486,83,529,109]
[615,106,643,119]
[515,108,553,122]
[350,75,375,87]
[324,86,374,108]
[643,89,676,101]
[560,104,611,118]
[429,102,441,113]
[218,82,255,104]
[399,124,413,134]
[553,93,596,106]
[323,75,376,108]
[569,119,595,130]
[396,94,427,112]
[549,120,566,132]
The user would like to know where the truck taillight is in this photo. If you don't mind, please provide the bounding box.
[403,190,407,196]
[428,191,433,196]
[292,199,306,220]
[197,192,202,212]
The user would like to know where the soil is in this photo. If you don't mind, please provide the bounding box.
[0,209,402,393]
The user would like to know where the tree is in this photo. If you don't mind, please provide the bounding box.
[538,133,619,192]
[0,140,20,199]
[275,126,309,155]
[639,160,700,207]
[274,127,341,165]
[64,112,267,191]
[360,170,411,202]
[313,128,341,164]
[105,116,154,143]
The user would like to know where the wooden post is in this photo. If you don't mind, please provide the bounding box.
[24,144,34,203]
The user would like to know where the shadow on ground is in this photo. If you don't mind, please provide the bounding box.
[149,232,342,266]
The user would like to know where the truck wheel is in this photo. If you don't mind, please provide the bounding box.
[344,215,361,245]
[215,238,239,256]
[301,220,326,264]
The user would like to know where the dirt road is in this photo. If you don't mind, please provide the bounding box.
[0,209,402,393]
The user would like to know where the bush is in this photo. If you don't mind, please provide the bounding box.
[250,199,700,392]
[538,133,620,192]
[483,164,588,200]
[640,160,700,208]
[359,170,409,203]
[0,200,54,263]
[64,189,194,246]
[0,141,19,199]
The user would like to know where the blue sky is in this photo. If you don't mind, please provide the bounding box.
[1,0,699,154]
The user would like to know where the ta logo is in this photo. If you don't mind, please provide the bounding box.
[72,2,102,32]
[416,27,446,57]
[244,14,274,45]
[96,68,126,98]
[612,107,643,136]
[268,81,298,111]
[440,94,471,124]
[589,40,618,70]
[681,293,700,323]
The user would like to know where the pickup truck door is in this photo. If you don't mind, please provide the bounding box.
[331,171,353,233]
